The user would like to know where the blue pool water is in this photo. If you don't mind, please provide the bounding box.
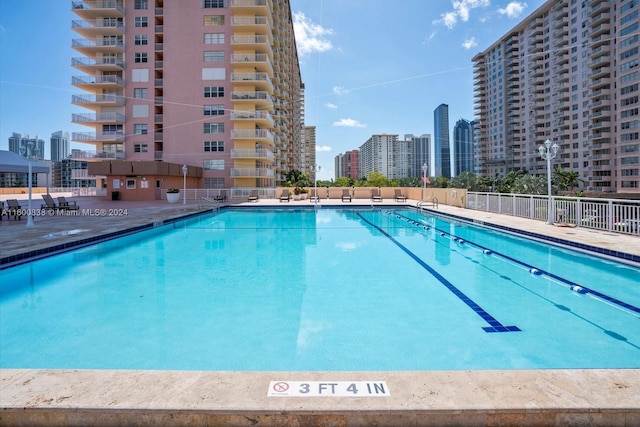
[1,207,639,371]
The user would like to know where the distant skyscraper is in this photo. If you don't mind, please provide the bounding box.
[8,132,45,160]
[453,119,473,176]
[434,104,450,178]
[358,134,399,179]
[334,150,359,180]
[50,131,70,162]
[406,134,431,179]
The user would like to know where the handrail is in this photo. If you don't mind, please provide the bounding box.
[199,196,219,211]
[417,197,438,209]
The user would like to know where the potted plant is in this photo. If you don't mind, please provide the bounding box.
[166,188,180,203]
[293,186,303,200]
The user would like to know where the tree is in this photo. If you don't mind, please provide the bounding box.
[553,168,583,193]
[512,174,547,195]
[285,169,312,187]
[334,176,353,187]
[429,176,449,188]
[365,171,390,187]
[494,169,526,193]
[450,172,483,191]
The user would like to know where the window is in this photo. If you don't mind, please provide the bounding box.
[134,0,148,9]
[134,124,148,135]
[621,132,639,142]
[202,67,225,80]
[204,104,224,116]
[203,0,225,7]
[622,84,639,95]
[203,159,224,170]
[622,96,639,107]
[134,52,148,63]
[132,104,149,118]
[204,177,225,188]
[204,140,224,152]
[126,179,136,189]
[621,0,638,13]
[621,10,638,25]
[204,33,224,44]
[620,22,639,37]
[620,47,639,61]
[134,35,148,45]
[204,123,224,134]
[132,68,149,82]
[103,124,123,135]
[133,88,148,99]
[134,143,148,153]
[621,34,639,49]
[622,108,639,118]
[134,17,148,27]
[204,15,224,26]
[204,51,224,62]
[204,86,224,97]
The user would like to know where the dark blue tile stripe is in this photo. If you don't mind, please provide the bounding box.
[397,210,640,316]
[356,212,520,333]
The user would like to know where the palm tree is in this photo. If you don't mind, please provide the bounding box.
[553,168,583,193]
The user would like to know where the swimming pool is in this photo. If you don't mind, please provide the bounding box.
[1,207,639,371]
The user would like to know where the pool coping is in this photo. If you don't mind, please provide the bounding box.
[1,369,639,426]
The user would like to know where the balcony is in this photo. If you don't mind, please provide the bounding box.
[231,91,273,107]
[72,74,124,90]
[72,131,124,143]
[230,0,271,14]
[71,149,124,159]
[72,37,123,55]
[71,0,124,19]
[230,15,271,33]
[71,19,123,38]
[72,93,124,106]
[231,72,274,92]
[230,110,275,126]
[591,23,611,37]
[230,167,275,178]
[71,56,123,73]
[230,128,274,143]
[230,148,274,160]
[230,34,273,55]
[72,112,124,125]
[230,54,273,75]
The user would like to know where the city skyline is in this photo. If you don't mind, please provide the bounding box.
[0,0,545,180]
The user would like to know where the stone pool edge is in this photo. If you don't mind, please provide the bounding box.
[1,369,639,426]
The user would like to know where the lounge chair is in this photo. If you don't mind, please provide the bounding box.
[371,188,383,202]
[57,196,79,210]
[41,194,59,210]
[342,189,352,202]
[0,201,6,220]
[214,190,227,203]
[6,199,23,220]
[248,189,259,202]
[279,189,291,202]
[394,189,407,202]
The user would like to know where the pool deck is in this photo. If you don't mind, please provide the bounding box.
[1,195,639,426]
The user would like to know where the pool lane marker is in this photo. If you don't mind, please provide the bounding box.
[390,211,640,317]
[356,212,520,333]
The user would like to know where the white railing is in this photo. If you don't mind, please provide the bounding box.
[467,192,640,236]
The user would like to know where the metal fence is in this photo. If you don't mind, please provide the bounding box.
[466,192,640,236]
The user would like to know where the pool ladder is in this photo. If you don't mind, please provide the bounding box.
[417,197,438,210]
[199,196,220,212]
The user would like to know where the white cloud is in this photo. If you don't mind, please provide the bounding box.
[332,86,349,95]
[462,37,478,49]
[293,12,333,56]
[438,0,490,29]
[316,145,332,152]
[498,2,527,18]
[325,102,338,109]
[333,118,366,128]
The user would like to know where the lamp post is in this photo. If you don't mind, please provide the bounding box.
[181,164,187,205]
[421,163,428,201]
[26,139,36,227]
[314,163,321,204]
[538,139,558,225]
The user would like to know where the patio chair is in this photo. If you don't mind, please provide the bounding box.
[0,201,7,220]
[248,189,259,202]
[394,189,407,202]
[371,188,383,202]
[342,189,352,203]
[41,194,59,210]
[57,196,79,211]
[279,189,291,202]
[6,199,23,220]
[309,188,320,203]
[214,190,227,203]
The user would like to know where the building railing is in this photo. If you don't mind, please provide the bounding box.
[466,192,640,236]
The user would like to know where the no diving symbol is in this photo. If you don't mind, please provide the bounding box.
[273,382,289,393]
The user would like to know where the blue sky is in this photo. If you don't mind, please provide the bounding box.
[0,0,545,180]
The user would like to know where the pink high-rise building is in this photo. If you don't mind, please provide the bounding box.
[72,0,303,197]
